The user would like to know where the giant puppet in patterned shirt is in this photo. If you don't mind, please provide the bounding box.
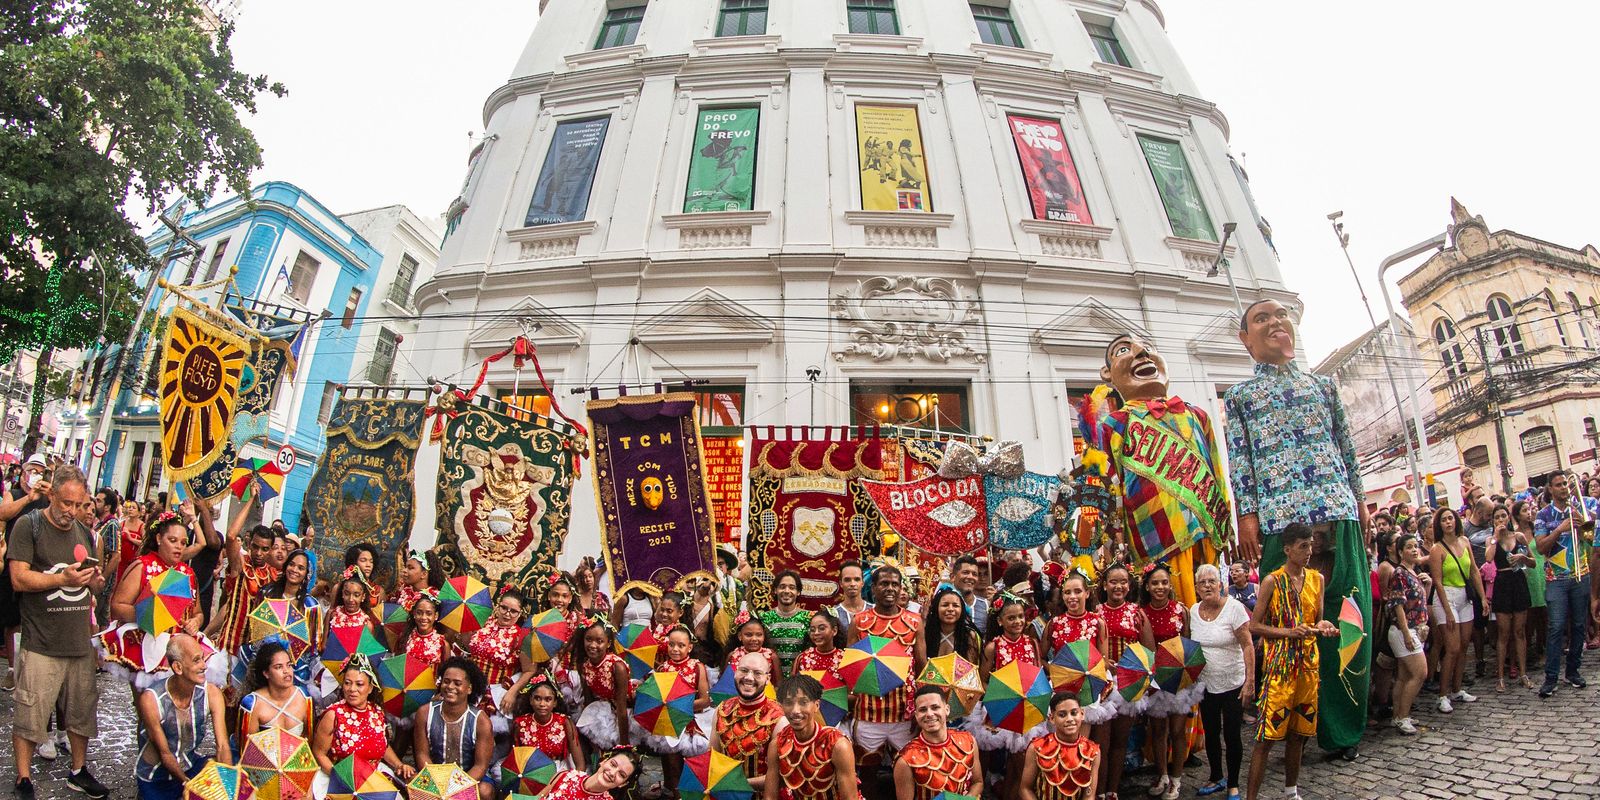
[1087,333,1232,607]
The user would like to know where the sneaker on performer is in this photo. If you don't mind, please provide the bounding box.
[1437,695,1453,714]
[1394,717,1418,735]
[1453,689,1477,703]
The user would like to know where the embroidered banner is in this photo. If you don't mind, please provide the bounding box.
[985,471,1061,551]
[159,307,249,482]
[702,437,745,543]
[434,401,578,594]
[746,432,884,610]
[861,474,987,557]
[588,392,718,595]
[304,395,428,587]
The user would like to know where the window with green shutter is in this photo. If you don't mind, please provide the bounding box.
[387,254,418,308]
[847,0,898,35]
[971,4,1022,48]
[595,4,646,50]
[367,328,397,384]
[1084,21,1131,67]
[717,0,767,37]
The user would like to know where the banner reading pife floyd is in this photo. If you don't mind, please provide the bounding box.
[159,306,249,482]
[588,392,718,595]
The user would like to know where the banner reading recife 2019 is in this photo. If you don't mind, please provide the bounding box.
[524,116,610,227]
[684,107,759,212]
[856,105,931,212]
[1007,115,1093,225]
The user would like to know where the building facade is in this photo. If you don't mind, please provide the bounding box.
[411,0,1296,563]
[1400,200,1600,494]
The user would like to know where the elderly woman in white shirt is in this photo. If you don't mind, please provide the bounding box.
[1189,563,1254,799]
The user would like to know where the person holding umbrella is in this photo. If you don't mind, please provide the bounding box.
[893,686,980,800]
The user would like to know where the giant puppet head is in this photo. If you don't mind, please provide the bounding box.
[1237,298,1296,365]
[1099,334,1168,402]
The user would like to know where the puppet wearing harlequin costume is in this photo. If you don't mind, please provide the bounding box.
[1086,335,1233,607]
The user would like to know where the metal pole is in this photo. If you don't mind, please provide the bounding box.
[1476,327,1514,494]
[1376,233,1447,502]
[1207,224,1244,316]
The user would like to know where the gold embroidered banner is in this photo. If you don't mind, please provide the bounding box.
[159,307,249,482]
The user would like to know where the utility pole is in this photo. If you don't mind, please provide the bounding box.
[1475,326,1514,494]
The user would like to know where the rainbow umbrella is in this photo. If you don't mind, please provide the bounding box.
[981,660,1052,734]
[184,762,255,800]
[929,794,978,800]
[634,669,697,737]
[247,598,313,660]
[326,757,398,800]
[1115,643,1155,704]
[918,653,984,718]
[680,751,753,800]
[799,670,850,727]
[238,728,317,800]
[136,567,194,635]
[839,635,912,696]
[500,746,560,795]
[617,624,661,681]
[376,652,436,718]
[522,607,574,663]
[231,457,287,503]
[321,624,387,678]
[379,603,411,651]
[437,575,492,635]
[1338,595,1365,672]
[407,764,478,800]
[1151,637,1206,694]
[1048,640,1109,706]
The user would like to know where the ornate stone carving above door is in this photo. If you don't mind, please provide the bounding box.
[830,276,985,363]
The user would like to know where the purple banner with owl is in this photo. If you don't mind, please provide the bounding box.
[588,392,718,595]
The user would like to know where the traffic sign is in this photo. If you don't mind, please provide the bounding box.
[275,444,297,474]
[90,439,107,458]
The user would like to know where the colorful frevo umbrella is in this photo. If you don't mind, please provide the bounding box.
[407,764,478,800]
[379,603,411,651]
[616,624,661,681]
[376,652,437,718]
[1049,639,1109,705]
[237,728,317,800]
[325,756,398,800]
[798,670,850,727]
[1338,594,1365,672]
[1115,643,1155,704]
[500,746,560,796]
[522,607,574,664]
[634,669,697,737]
[1151,637,1206,694]
[230,456,287,503]
[918,653,984,718]
[247,598,313,660]
[929,794,979,800]
[679,751,754,800]
[437,575,492,635]
[839,635,912,696]
[982,660,1052,734]
[709,664,777,707]
[136,567,194,636]
[321,624,387,678]
[183,762,255,800]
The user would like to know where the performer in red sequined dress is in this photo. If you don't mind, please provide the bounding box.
[1020,694,1101,800]
[894,686,981,800]
[513,674,583,769]
[574,617,632,751]
[765,674,857,800]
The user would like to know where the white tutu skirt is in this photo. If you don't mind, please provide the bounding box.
[556,668,584,710]
[973,719,1048,754]
[576,701,622,750]
[94,623,229,691]
[488,685,512,735]
[954,703,987,734]
[1142,682,1207,718]
[1081,698,1118,725]
[631,708,714,756]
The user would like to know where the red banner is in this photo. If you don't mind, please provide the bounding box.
[861,474,987,557]
[703,436,745,543]
[1007,115,1093,225]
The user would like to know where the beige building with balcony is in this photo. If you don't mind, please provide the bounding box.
[1399,200,1600,494]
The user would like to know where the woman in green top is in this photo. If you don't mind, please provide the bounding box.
[1428,508,1487,714]
[759,571,811,675]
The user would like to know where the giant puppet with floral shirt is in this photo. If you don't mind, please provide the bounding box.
[1083,333,1233,607]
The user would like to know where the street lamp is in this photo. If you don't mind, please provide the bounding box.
[1376,233,1449,504]
[1206,222,1243,316]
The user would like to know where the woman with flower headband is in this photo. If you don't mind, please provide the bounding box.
[413,657,494,800]
[392,550,440,611]
[1094,562,1153,800]
[324,576,385,667]
[636,624,713,800]
[462,585,535,732]
[513,672,584,772]
[535,571,585,706]
[1139,562,1193,800]
[575,615,632,751]
[234,548,323,699]
[977,591,1045,798]
[311,653,414,787]
[726,613,780,679]
[1047,571,1114,726]
[97,511,207,696]
[791,610,846,682]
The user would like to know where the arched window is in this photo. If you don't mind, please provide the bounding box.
[1546,290,1568,347]
[1433,318,1466,378]
[1569,292,1593,349]
[1485,295,1525,359]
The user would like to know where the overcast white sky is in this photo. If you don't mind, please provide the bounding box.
[227,1,1600,364]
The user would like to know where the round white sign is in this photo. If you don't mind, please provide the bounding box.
[90,439,107,457]
[275,444,297,474]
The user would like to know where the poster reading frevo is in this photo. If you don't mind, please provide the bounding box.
[855,105,931,212]
[1137,134,1216,241]
[684,107,759,212]
[1007,115,1093,225]
[524,116,611,227]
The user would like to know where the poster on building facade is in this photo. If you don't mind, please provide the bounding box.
[1007,115,1094,225]
[1137,134,1215,241]
[702,436,744,543]
[855,105,932,212]
[589,392,718,594]
[524,116,611,227]
[684,107,759,212]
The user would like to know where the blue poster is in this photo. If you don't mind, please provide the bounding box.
[524,116,611,227]
[985,471,1061,550]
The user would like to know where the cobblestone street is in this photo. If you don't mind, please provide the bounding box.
[3,648,1597,800]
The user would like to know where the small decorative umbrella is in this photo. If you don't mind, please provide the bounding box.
[437,575,492,635]
[1337,595,1365,672]
[247,598,313,660]
[1049,640,1109,706]
[321,624,387,678]
[981,660,1052,734]
[376,652,437,718]
[237,728,317,800]
[135,568,194,636]
[522,607,575,663]
[929,794,979,800]
[500,746,560,796]
[839,635,912,696]
[1151,637,1206,694]
[680,751,754,800]
[634,669,697,737]
[325,757,397,800]
[407,764,479,800]
[918,653,984,718]
[1115,643,1155,704]
[379,602,411,651]
[616,624,661,681]
[184,762,255,800]
[231,457,287,503]
[798,670,850,727]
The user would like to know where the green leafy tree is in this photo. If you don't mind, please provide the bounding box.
[0,0,285,454]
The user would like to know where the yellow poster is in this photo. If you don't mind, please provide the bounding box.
[159,306,249,481]
[855,105,932,212]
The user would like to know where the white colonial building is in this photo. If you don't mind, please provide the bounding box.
[410,0,1297,564]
